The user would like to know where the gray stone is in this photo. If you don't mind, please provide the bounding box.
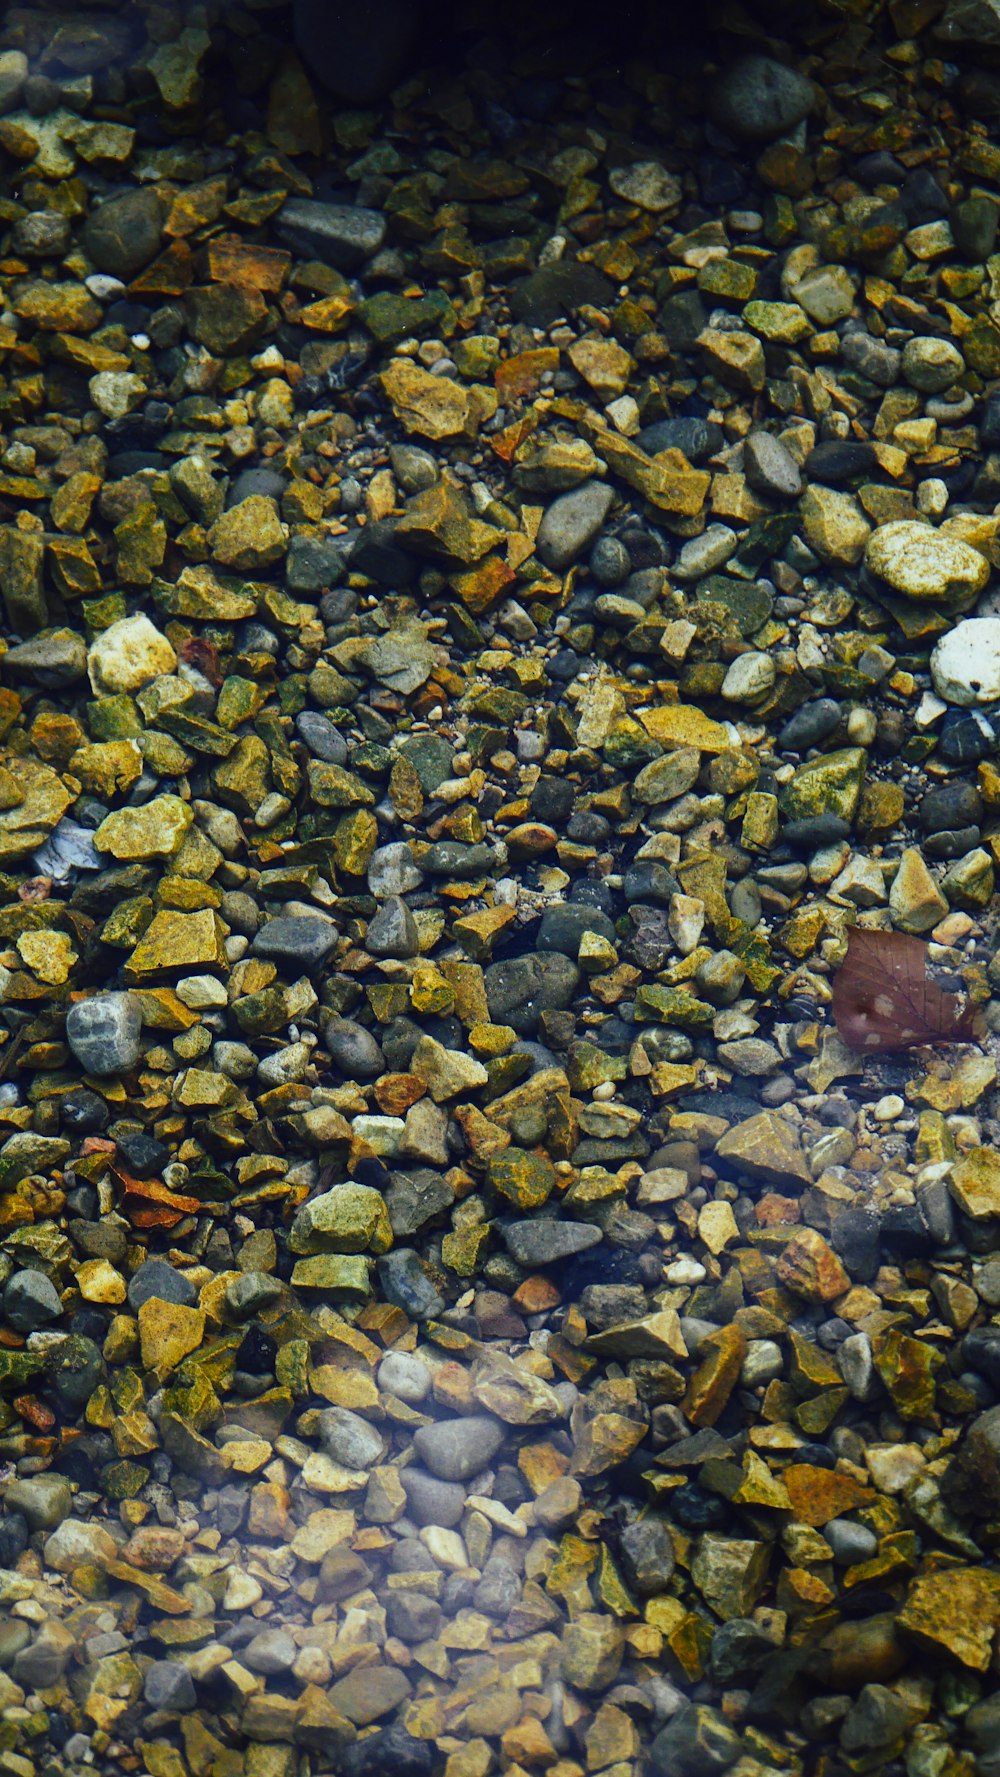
[365,896,420,958]
[243,1628,297,1675]
[377,1351,432,1403]
[484,951,581,1034]
[412,1415,505,1481]
[13,212,71,258]
[83,189,164,278]
[537,903,617,956]
[536,481,615,570]
[48,1335,105,1408]
[65,992,142,1076]
[823,1519,878,1565]
[744,431,802,499]
[296,712,348,762]
[386,1590,443,1642]
[841,333,901,386]
[400,1468,467,1527]
[3,1268,61,1331]
[6,630,87,688]
[367,841,425,896]
[144,1661,197,1711]
[4,1474,72,1531]
[274,198,387,270]
[317,1407,385,1470]
[620,1517,677,1593]
[709,54,815,141]
[649,1703,742,1775]
[250,915,337,969]
[502,1220,603,1265]
[324,1018,385,1079]
[377,1248,445,1318]
[127,1258,198,1311]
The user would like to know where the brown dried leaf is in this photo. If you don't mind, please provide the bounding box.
[832,927,980,1054]
[179,636,223,687]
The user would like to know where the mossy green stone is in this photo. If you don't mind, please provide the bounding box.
[289,1182,393,1256]
[290,1255,372,1296]
[487,1146,557,1209]
[634,984,716,1027]
[779,748,867,825]
[217,676,265,730]
[87,694,143,740]
[743,299,811,342]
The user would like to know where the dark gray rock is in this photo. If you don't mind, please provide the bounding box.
[144,1661,197,1711]
[709,55,815,141]
[127,1258,197,1311]
[3,1269,61,1331]
[250,915,337,969]
[324,1018,385,1079]
[400,1468,467,1527]
[509,261,615,327]
[620,1518,677,1593]
[502,1220,603,1265]
[293,0,420,103]
[83,189,164,278]
[484,952,581,1034]
[537,903,617,956]
[274,197,387,270]
[377,1248,445,1318]
[649,1702,743,1775]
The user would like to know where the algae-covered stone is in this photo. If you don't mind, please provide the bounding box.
[799,485,871,564]
[289,1183,393,1255]
[379,360,496,441]
[897,1569,1000,1671]
[125,910,228,977]
[208,497,286,570]
[138,1299,205,1381]
[949,1148,1000,1220]
[779,748,866,825]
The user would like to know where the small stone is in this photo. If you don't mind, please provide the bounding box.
[715,1110,812,1187]
[66,992,142,1075]
[897,1569,1000,1672]
[709,54,815,140]
[560,1612,624,1691]
[95,796,193,862]
[931,619,1000,706]
[412,1416,505,1480]
[209,497,286,570]
[776,1228,851,1302]
[865,521,989,606]
[536,482,615,571]
[3,1269,61,1331]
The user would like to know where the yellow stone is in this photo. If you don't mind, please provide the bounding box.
[126,910,228,979]
[637,705,731,752]
[698,1201,739,1254]
[379,359,497,441]
[69,741,143,797]
[16,929,77,985]
[76,1259,127,1304]
[138,1298,205,1382]
[94,795,193,861]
